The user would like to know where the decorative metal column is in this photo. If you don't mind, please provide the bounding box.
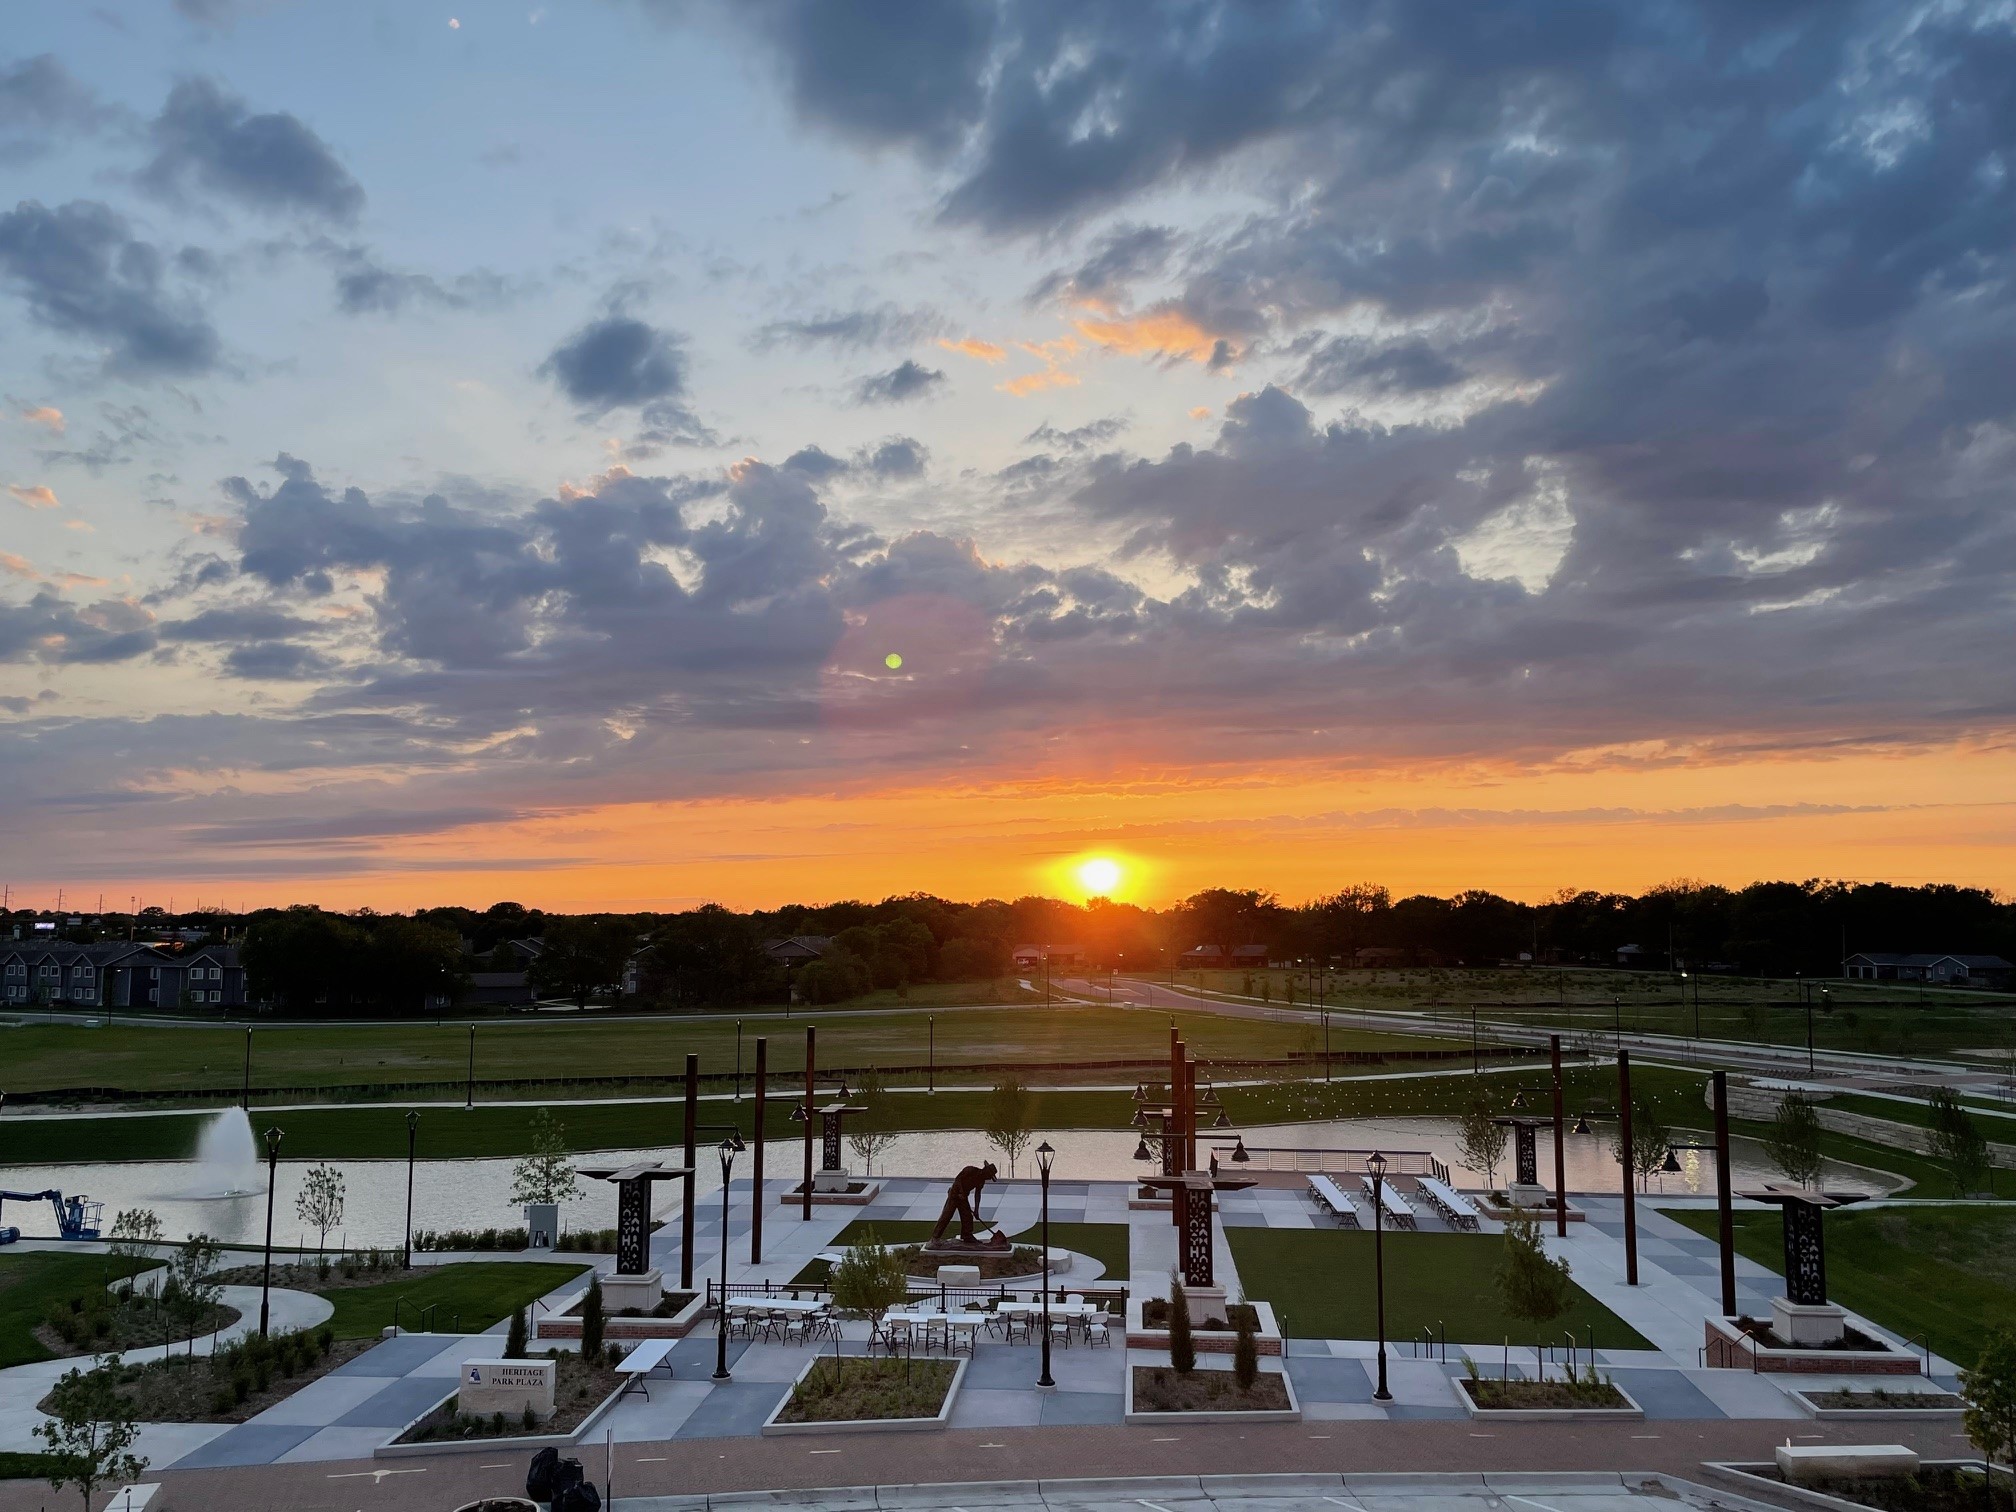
[750,1036,767,1263]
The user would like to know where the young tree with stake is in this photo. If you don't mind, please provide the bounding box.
[295,1165,346,1259]
[986,1073,1033,1177]
[35,1357,147,1511]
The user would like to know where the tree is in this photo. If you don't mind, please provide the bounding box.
[505,1307,527,1359]
[642,904,775,1008]
[529,917,638,1008]
[580,1274,605,1358]
[1457,1097,1508,1190]
[1494,1209,1574,1380]
[1928,1088,1992,1197]
[985,1073,1032,1177]
[35,1357,147,1511]
[295,1164,346,1258]
[510,1108,580,1208]
[1765,1093,1826,1189]
[939,935,1005,982]
[1963,1327,2016,1508]
[796,952,873,1004]
[846,1066,901,1177]
[364,918,467,1014]
[1611,1097,1672,1191]
[1232,1304,1258,1392]
[828,1232,911,1375]
[106,1208,163,1275]
[240,907,369,1012]
[1167,1277,1196,1374]
[173,1234,223,1349]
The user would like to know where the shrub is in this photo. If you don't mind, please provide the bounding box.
[1232,1308,1259,1392]
[505,1308,527,1360]
[521,1404,537,1431]
[580,1275,605,1357]
[1168,1279,1196,1375]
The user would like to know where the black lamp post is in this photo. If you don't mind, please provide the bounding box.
[927,1015,935,1094]
[1368,1150,1391,1401]
[735,1020,743,1102]
[713,1133,743,1381]
[465,1024,475,1109]
[241,1028,252,1111]
[259,1124,283,1336]
[1035,1140,1056,1389]
[402,1110,419,1269]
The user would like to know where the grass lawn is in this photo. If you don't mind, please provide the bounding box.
[0,1250,148,1368]
[315,1260,589,1341]
[1225,1227,1652,1351]
[1726,1117,1999,1199]
[0,1452,60,1481]
[1664,1204,2016,1369]
[0,1003,1450,1099]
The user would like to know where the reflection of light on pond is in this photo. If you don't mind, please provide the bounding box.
[0,1114,1901,1246]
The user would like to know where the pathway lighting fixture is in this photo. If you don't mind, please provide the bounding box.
[714,1135,739,1381]
[1132,1138,1153,1162]
[1230,1138,1251,1164]
[259,1125,284,1337]
[1035,1141,1057,1390]
[1367,1150,1391,1401]
[1212,1108,1232,1129]
[789,1100,806,1123]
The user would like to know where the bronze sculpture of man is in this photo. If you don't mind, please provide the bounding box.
[928,1160,1007,1248]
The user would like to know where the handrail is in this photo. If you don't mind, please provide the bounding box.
[1906,1332,1931,1376]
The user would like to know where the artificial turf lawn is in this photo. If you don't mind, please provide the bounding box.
[1224,1227,1653,1351]
[1664,1204,2016,1369]
[313,1260,590,1341]
[795,1218,1131,1286]
[0,1251,149,1368]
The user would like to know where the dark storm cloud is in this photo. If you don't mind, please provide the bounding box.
[0,200,221,376]
[143,78,363,221]
[851,360,946,406]
[754,302,945,351]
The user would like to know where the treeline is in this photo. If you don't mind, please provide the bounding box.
[213,878,2016,1015]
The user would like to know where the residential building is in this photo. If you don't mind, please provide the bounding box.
[1844,952,2015,988]
[0,941,247,1010]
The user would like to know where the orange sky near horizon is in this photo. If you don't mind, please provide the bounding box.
[151,739,2016,914]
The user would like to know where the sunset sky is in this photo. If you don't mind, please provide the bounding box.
[4,2,2015,912]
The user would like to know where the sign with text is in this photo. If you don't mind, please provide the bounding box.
[459,1357,555,1418]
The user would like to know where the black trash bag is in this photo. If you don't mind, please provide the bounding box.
[555,1482,601,1512]
[525,1446,560,1501]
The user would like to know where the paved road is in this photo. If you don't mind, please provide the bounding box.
[5,1415,1975,1512]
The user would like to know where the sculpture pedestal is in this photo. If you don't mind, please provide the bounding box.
[602,1268,663,1314]
[812,1168,855,1194]
[936,1264,982,1287]
[1179,1285,1228,1320]
[1772,1296,1848,1347]
[524,1203,558,1252]
[1508,1183,1552,1209]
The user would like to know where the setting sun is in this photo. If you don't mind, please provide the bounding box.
[1076,856,1123,897]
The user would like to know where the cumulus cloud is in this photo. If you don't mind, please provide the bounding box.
[0,590,156,664]
[539,315,716,449]
[143,77,364,221]
[0,54,122,159]
[851,360,946,405]
[0,200,221,376]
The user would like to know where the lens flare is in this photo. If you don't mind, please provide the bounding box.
[884,652,903,670]
[1076,857,1122,896]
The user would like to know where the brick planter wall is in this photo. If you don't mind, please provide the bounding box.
[1702,1318,1920,1375]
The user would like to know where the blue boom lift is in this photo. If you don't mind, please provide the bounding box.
[0,1189,104,1244]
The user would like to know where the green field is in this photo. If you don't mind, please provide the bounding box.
[0,1063,1700,1164]
[0,1004,1462,1102]
[317,1260,590,1340]
[1224,1227,1652,1350]
[0,1250,148,1368]
[1665,1204,2016,1368]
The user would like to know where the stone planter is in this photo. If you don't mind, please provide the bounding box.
[534,1286,706,1342]
[759,1354,967,1435]
[778,1180,882,1206]
[1125,1297,1284,1356]
[1455,1376,1643,1421]
[1703,1315,1920,1375]
[1789,1387,1965,1420]
[374,1376,630,1460]
[1123,1361,1301,1424]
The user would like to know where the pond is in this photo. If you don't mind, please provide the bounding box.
[0,1110,1902,1247]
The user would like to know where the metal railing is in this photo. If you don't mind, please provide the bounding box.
[1409,1320,1446,1361]
[390,1298,460,1334]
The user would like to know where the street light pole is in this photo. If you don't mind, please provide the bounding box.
[714,1135,740,1381]
[927,1015,935,1094]
[241,1028,252,1111]
[402,1111,419,1270]
[259,1125,283,1336]
[1368,1151,1391,1401]
[465,1024,475,1109]
[735,1020,743,1102]
[1036,1141,1056,1389]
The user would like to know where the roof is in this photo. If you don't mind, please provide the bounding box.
[1848,952,2013,969]
[761,935,832,959]
[1932,954,2013,969]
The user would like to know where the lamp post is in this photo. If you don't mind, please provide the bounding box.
[259,1125,283,1336]
[735,1020,743,1102]
[1804,987,1816,1074]
[241,1028,252,1111]
[713,1133,743,1381]
[1035,1140,1056,1389]
[402,1110,419,1270]
[465,1024,475,1109]
[1368,1150,1391,1401]
[927,1015,935,1094]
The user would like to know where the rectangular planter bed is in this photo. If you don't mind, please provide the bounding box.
[777,1181,882,1206]
[1125,1297,1284,1357]
[536,1287,705,1342]
[1703,1316,1921,1375]
[1703,1459,2012,1512]
[375,1377,630,1460]
[760,1354,967,1436]
[1123,1362,1301,1424]
[1455,1377,1643,1421]
[1789,1387,1965,1420]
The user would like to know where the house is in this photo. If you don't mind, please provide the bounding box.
[1615,943,1668,969]
[1354,947,1408,967]
[0,941,247,1010]
[1230,943,1271,967]
[1180,945,1228,968]
[1845,952,2015,989]
[760,936,833,966]
[467,971,536,1007]
[1010,943,1081,970]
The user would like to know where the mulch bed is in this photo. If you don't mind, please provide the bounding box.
[35,1299,240,1359]
[1139,1299,1259,1332]
[895,1244,1046,1280]
[1805,1387,1965,1410]
[214,1260,421,1292]
[775,1356,956,1424]
[1459,1377,1630,1410]
[1732,1315,1891,1351]
[39,1336,374,1424]
[396,1349,623,1443]
[1130,1366,1289,1412]
[1753,1466,2001,1512]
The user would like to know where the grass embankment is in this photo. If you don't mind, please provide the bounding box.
[1225,1227,1652,1349]
[1826,1091,2016,1139]
[0,1004,1457,1101]
[1724,1115,2003,1199]
[0,1452,62,1481]
[314,1260,590,1340]
[0,1251,148,1368]
[4,1060,1598,1165]
[1665,1204,2016,1368]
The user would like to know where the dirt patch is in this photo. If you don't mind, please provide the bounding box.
[1130,1366,1289,1412]
[396,1349,623,1443]
[1459,1376,1630,1410]
[775,1357,956,1424]
[35,1299,239,1359]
